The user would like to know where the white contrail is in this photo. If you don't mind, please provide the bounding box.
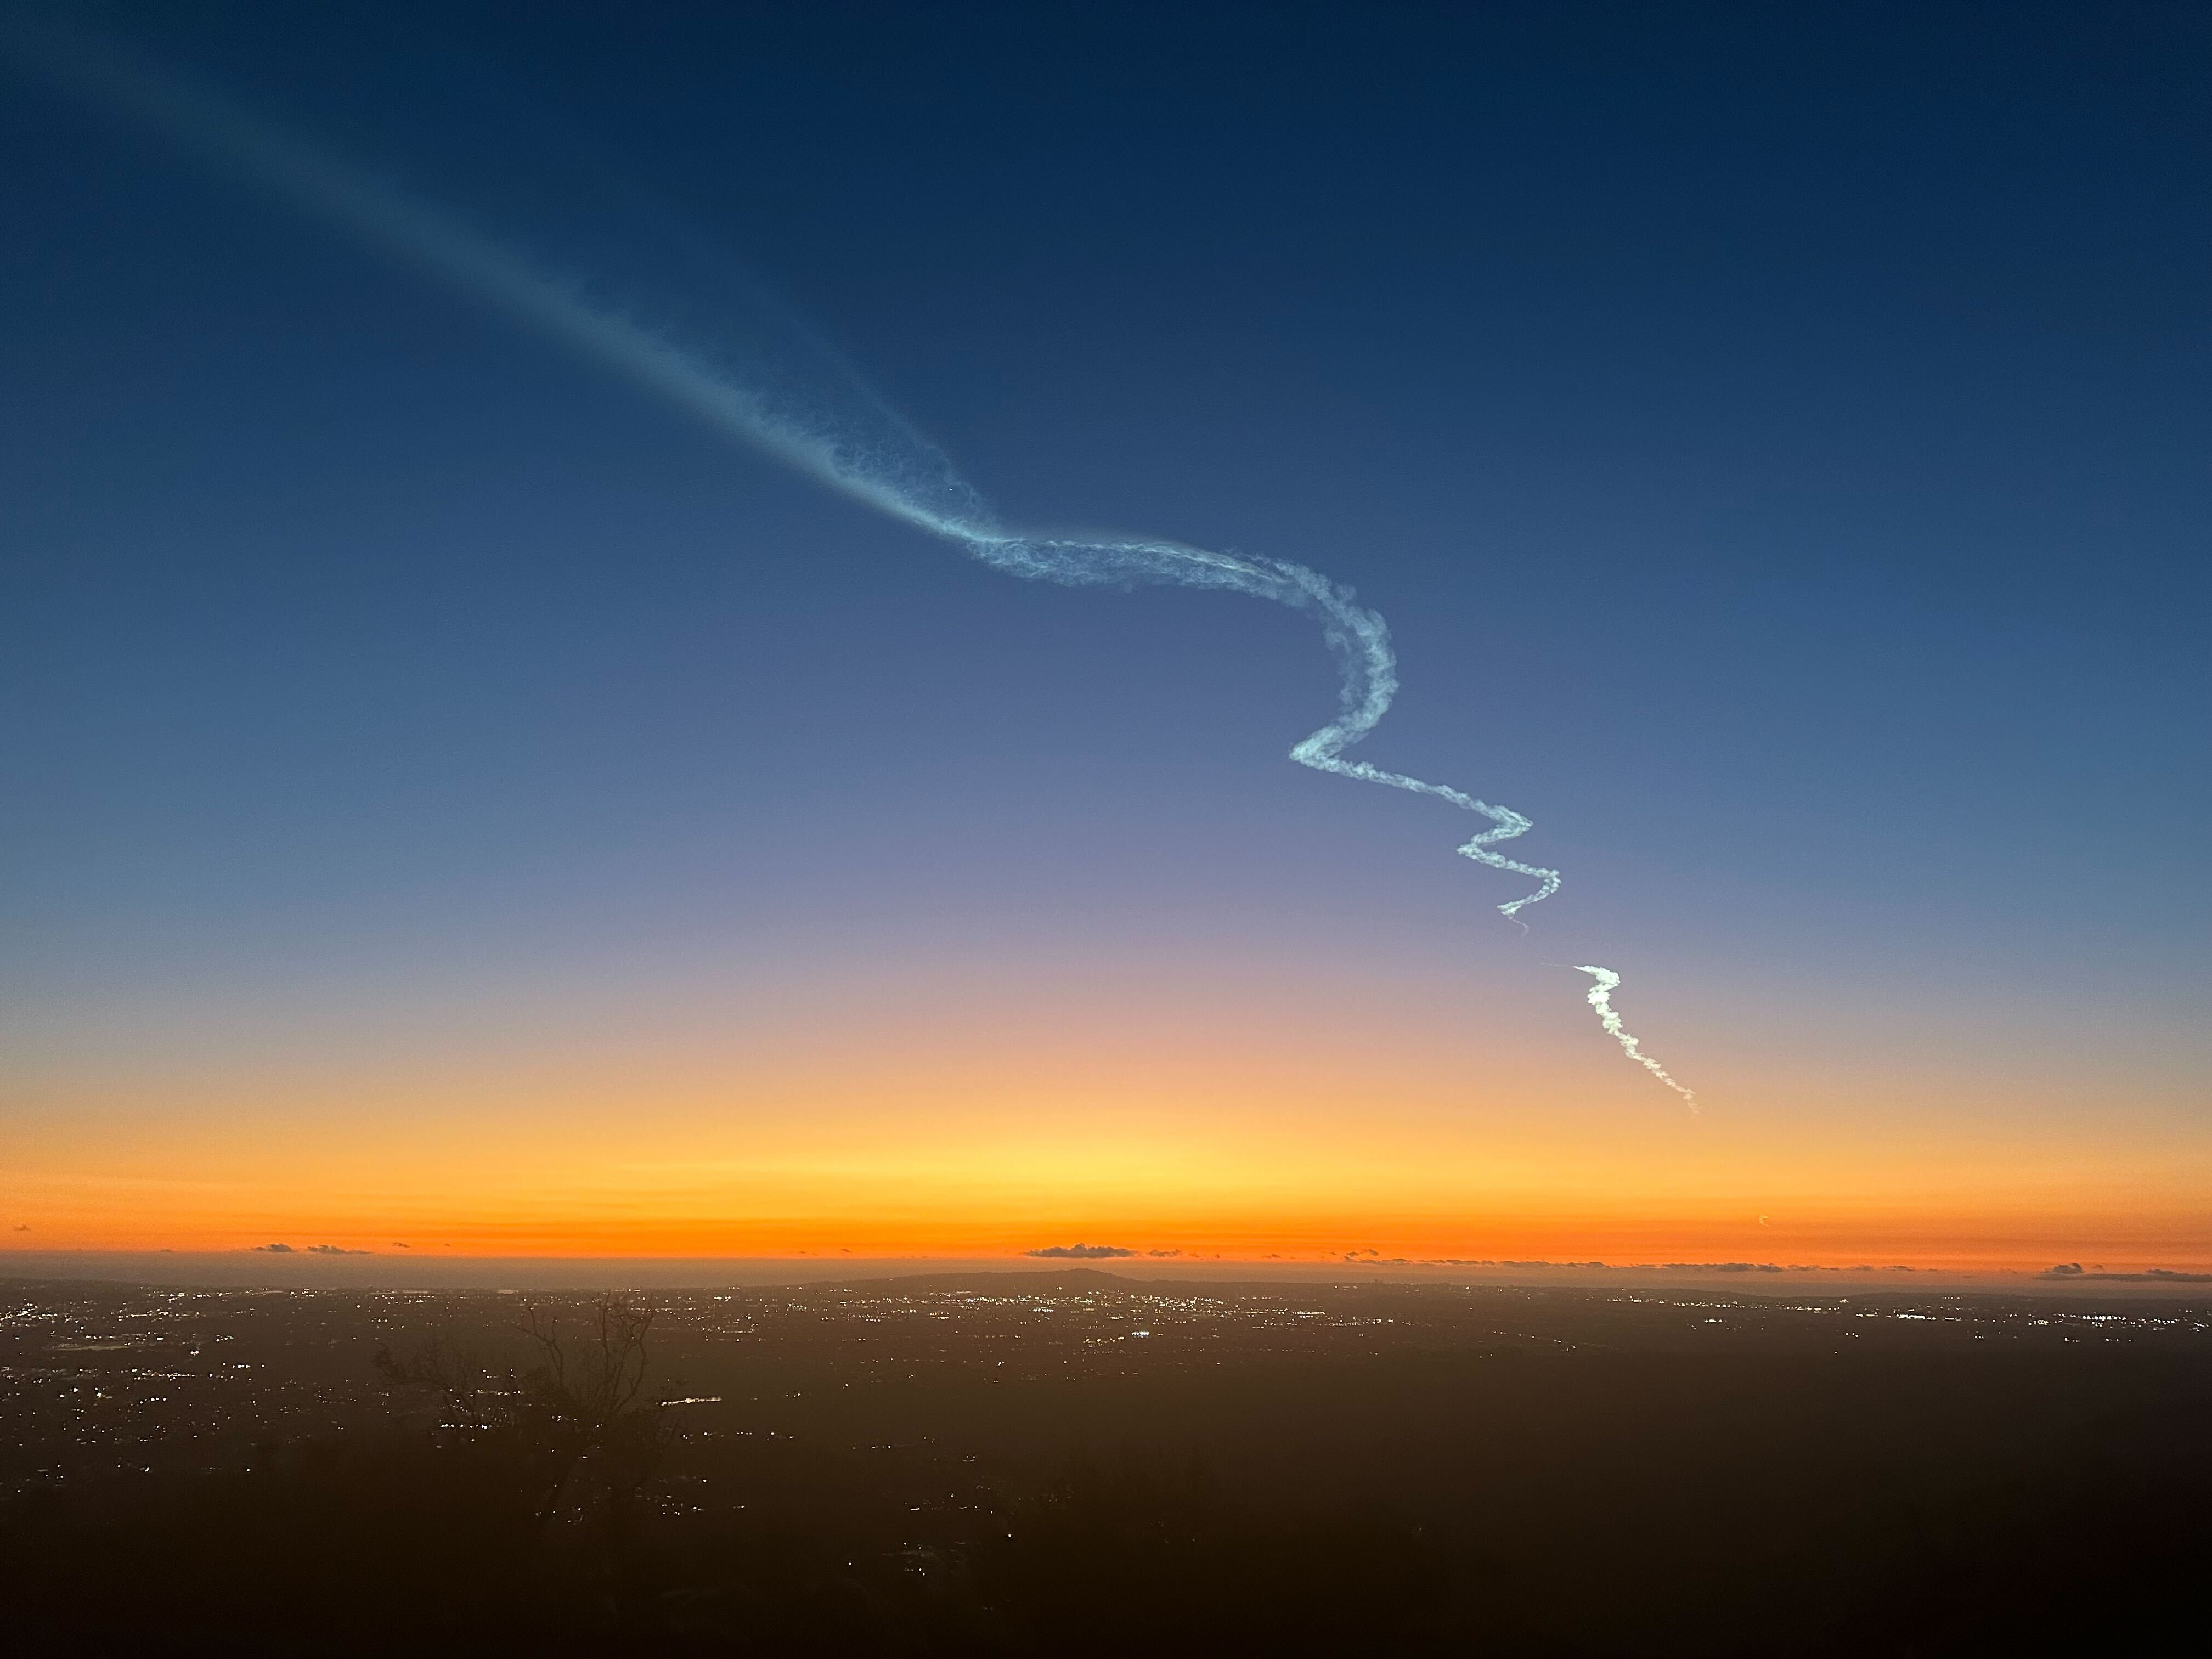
[5,15,1563,923]
[21,20,1709,1110]
[1573,967,1697,1111]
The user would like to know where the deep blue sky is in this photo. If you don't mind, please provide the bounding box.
[3,2,2207,1170]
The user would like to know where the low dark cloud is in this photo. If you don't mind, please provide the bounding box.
[2041,1262,2212,1283]
[308,1244,369,1256]
[1025,1243,1135,1260]
[11,1224,28,1232]
[1146,1249,1182,1258]
[253,1243,295,1253]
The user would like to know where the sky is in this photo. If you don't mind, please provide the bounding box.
[2,1,2207,1275]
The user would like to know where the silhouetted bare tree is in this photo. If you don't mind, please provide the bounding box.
[513,1293,667,1533]
[374,1334,495,1432]
[375,1293,669,1536]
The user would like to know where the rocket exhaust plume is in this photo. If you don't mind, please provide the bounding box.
[12,17,1702,1095]
[1574,968,1697,1113]
[4,14,1562,919]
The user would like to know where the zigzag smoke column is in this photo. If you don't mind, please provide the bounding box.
[14,14,1705,1101]
[960,532,1561,917]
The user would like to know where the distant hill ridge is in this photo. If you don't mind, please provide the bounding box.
[826,1267,1149,1294]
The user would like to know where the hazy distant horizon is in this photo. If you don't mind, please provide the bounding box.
[6,1249,2205,1298]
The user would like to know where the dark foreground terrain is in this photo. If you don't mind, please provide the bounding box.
[3,1270,2207,1655]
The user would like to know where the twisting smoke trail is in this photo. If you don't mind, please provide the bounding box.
[13,19,1706,1098]
[1573,968,1697,1113]
[4,14,1561,922]
[974,535,1561,916]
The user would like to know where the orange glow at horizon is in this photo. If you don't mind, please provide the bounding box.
[8,1069,2207,1274]
[7,951,2207,1277]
